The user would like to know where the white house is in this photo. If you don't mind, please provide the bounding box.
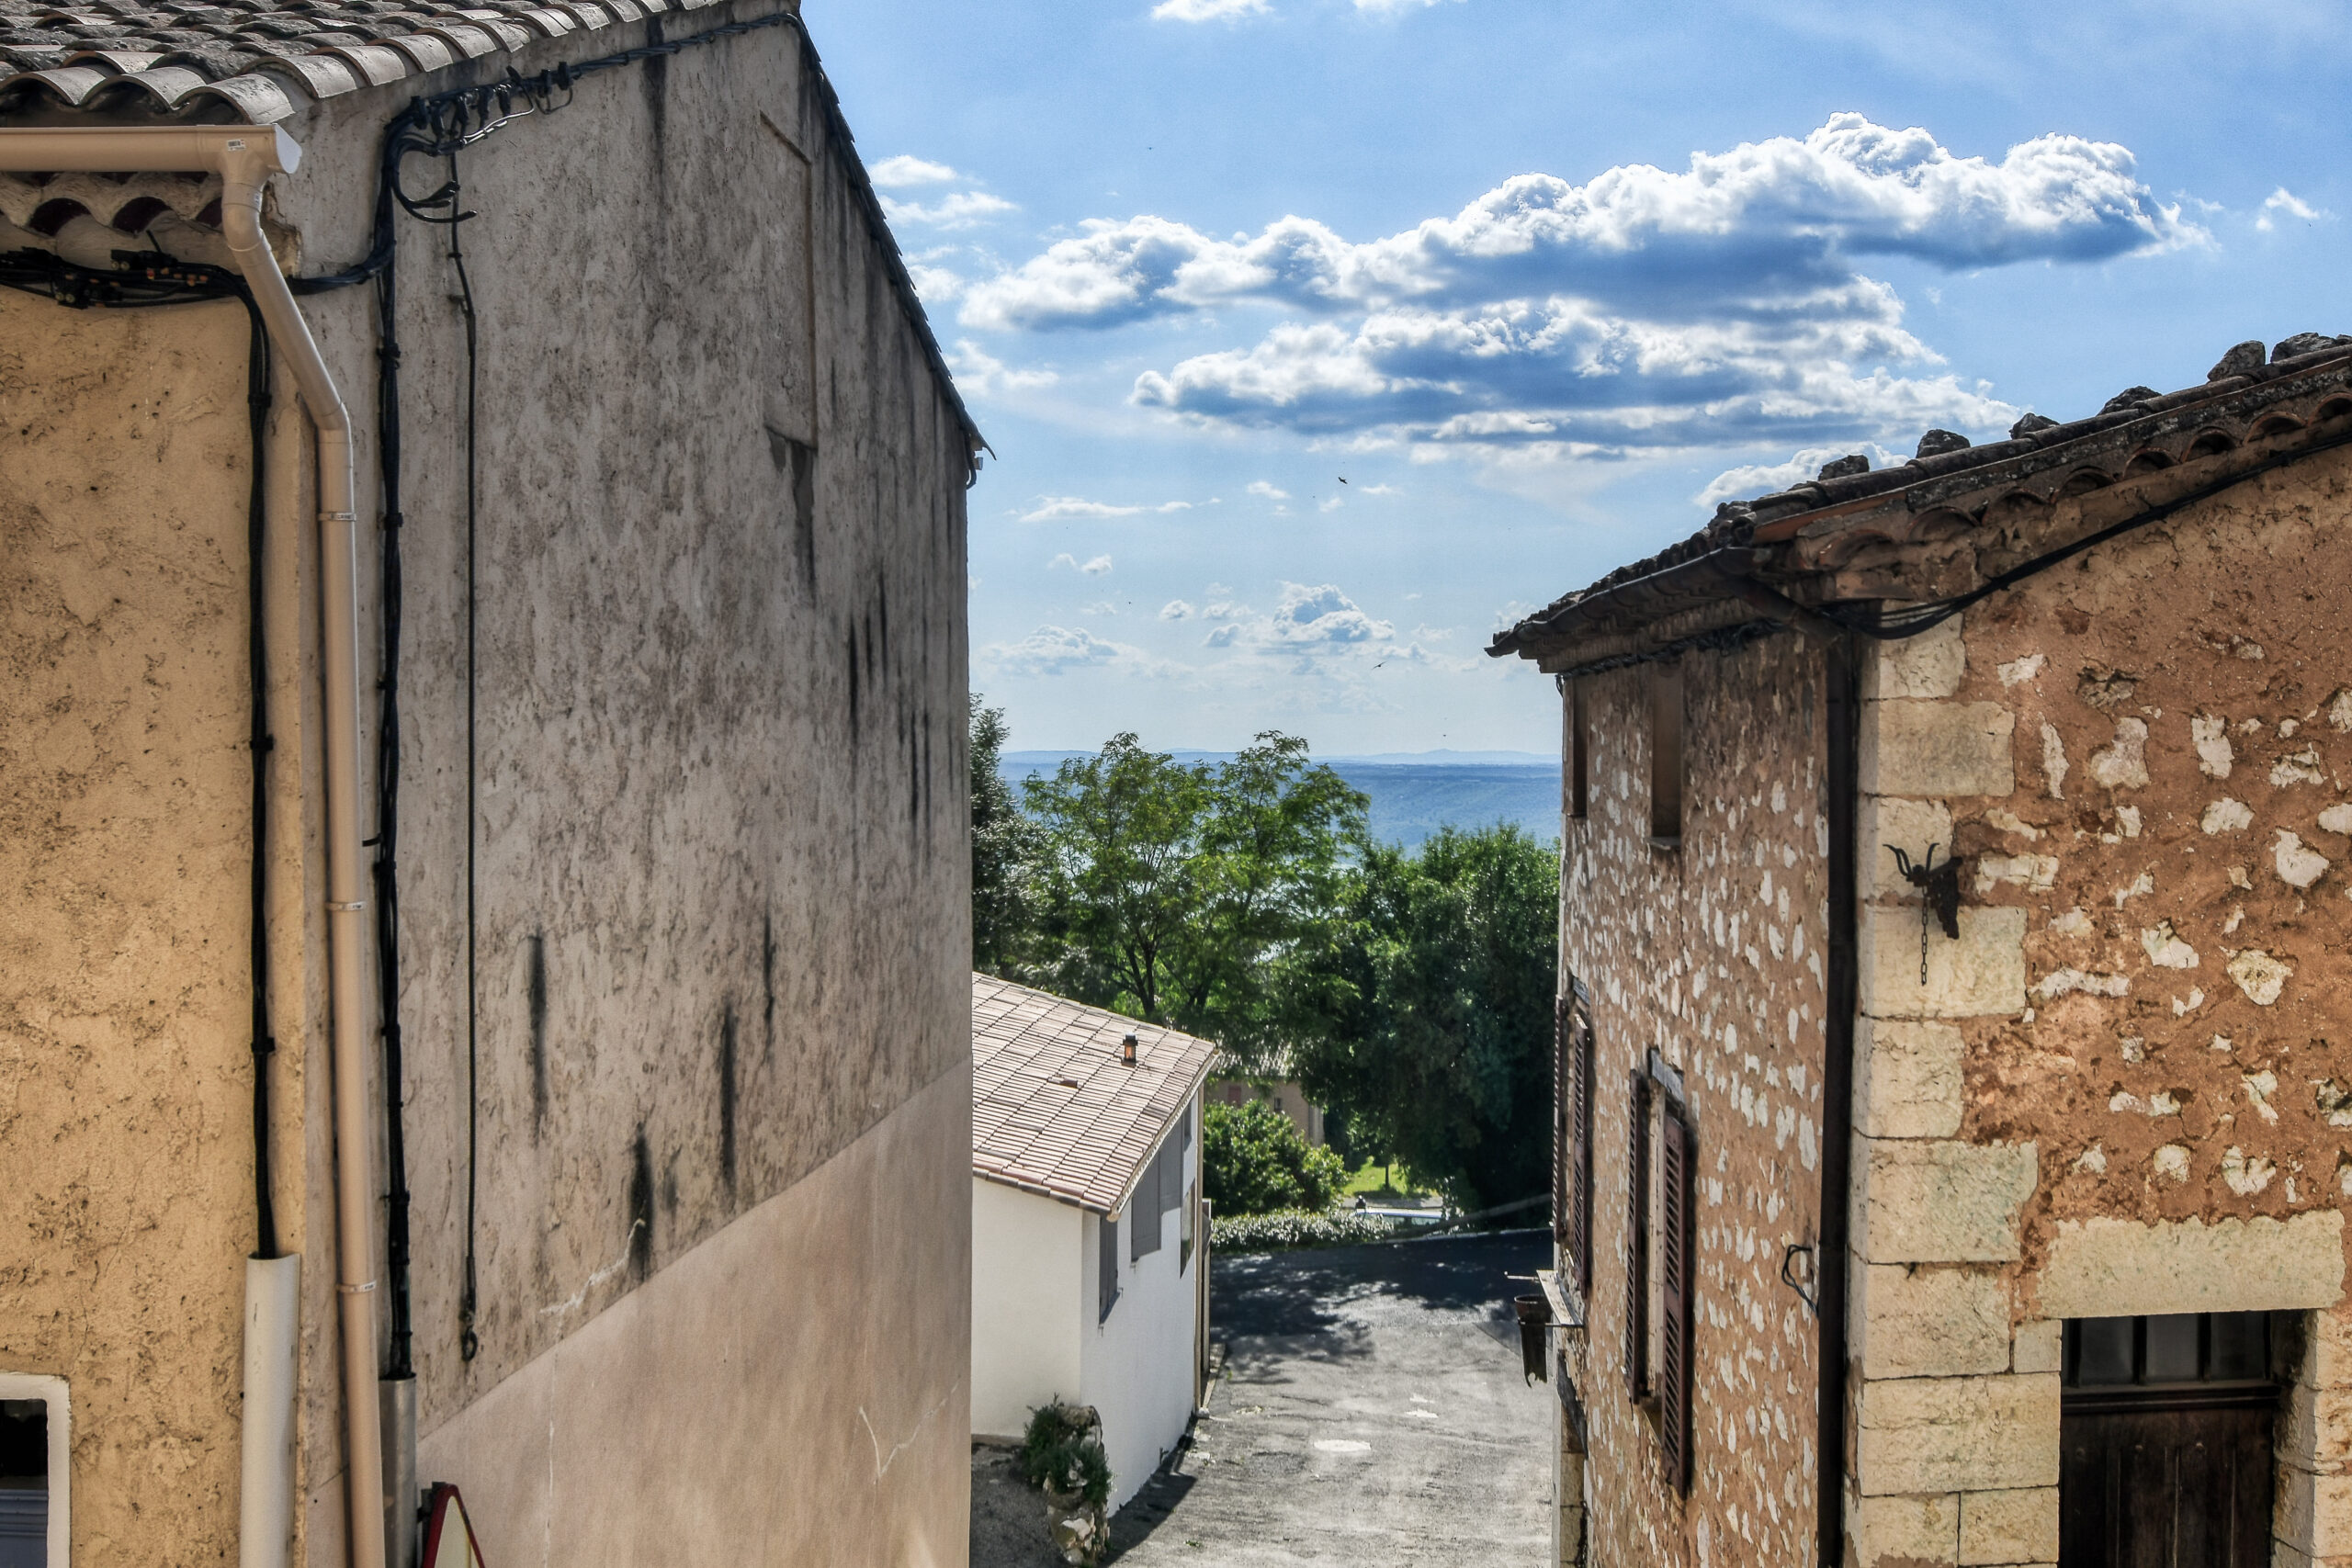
[970,975,1216,1510]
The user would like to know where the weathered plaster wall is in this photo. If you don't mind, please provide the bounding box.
[1562,631,1831,1568]
[0,288,327,1564]
[411,1065,971,1568]
[2,5,977,1562]
[1845,444,2352,1568]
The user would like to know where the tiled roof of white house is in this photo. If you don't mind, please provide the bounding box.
[971,974,1217,1217]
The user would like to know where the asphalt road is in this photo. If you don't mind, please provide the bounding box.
[1105,1229,1556,1566]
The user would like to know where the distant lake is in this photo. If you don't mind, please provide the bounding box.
[999,750,1562,852]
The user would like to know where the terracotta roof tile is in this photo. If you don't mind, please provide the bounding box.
[970,974,1217,1217]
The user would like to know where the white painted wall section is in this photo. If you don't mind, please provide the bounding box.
[1080,1118,1202,1512]
[970,1178,1085,1439]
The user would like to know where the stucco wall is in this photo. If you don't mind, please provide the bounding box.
[1080,1118,1202,1512]
[971,1179,1084,1440]
[1842,446,2352,1567]
[1558,631,1832,1568]
[0,287,323,1564]
[412,1065,970,1568]
[1,4,977,1561]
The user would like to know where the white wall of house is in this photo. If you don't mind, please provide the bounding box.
[1079,1121,1203,1512]
[970,1178,1085,1440]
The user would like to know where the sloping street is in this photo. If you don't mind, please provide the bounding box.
[1109,1231,1555,1566]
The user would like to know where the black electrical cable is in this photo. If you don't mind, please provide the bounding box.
[444,144,486,1366]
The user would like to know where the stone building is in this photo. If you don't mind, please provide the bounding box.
[1,4,979,1565]
[1494,335,2352,1568]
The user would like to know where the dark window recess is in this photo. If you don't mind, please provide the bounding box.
[1648,662,1683,846]
[1567,681,1589,819]
[1657,1107,1696,1496]
[1560,993,1595,1298]
[1098,1213,1121,1323]
[1159,1124,1185,1217]
[1623,1071,1651,1399]
[1133,1138,1170,1262]
[2059,1314,2279,1568]
[0,1398,45,1568]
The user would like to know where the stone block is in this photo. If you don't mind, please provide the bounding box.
[1863,795,1957,903]
[1858,1373,2062,1495]
[1857,1138,2038,1265]
[1864,617,1968,702]
[1853,1491,1960,1567]
[2278,1463,2352,1558]
[1860,1265,2011,1380]
[1960,1487,2059,1564]
[1862,701,2018,798]
[2011,1321,2062,1376]
[1857,1018,1965,1139]
[2285,1382,2352,1473]
[2035,1212,2346,1320]
[1862,906,2028,1020]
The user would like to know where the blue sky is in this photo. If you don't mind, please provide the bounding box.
[805,0,2348,757]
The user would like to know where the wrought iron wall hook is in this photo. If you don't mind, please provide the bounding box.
[1780,1241,1818,1317]
[1886,843,1963,984]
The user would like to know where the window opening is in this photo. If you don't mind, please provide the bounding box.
[0,1377,62,1568]
[1567,680,1589,819]
[1623,1071,1651,1399]
[1559,990,1595,1297]
[1097,1212,1121,1323]
[1648,662,1683,846]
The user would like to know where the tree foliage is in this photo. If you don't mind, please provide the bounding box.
[1021,731,1365,1067]
[1287,825,1559,1212]
[1201,1099,1349,1217]
[970,696,1043,976]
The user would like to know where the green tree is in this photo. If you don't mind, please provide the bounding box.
[969,695,1042,976]
[1287,824,1558,1212]
[1202,1099,1348,1217]
[1023,732,1364,1065]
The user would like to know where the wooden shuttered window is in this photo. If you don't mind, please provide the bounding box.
[1554,996,1572,1250]
[1571,1011,1594,1297]
[1657,1104,1697,1496]
[1624,1071,1651,1398]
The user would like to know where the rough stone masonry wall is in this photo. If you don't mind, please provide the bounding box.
[1846,444,2352,1568]
[1564,631,1830,1568]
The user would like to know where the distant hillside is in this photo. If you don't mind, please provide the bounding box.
[998,750,1560,852]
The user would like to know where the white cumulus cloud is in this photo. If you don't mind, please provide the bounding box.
[1160,600,1195,620]
[882,191,1019,230]
[946,339,1057,397]
[957,114,2190,455]
[1151,0,1268,18]
[870,155,961,188]
[1247,480,1291,500]
[1021,497,1196,523]
[1046,552,1115,576]
[2257,187,2327,231]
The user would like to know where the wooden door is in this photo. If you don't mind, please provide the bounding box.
[2059,1314,2278,1568]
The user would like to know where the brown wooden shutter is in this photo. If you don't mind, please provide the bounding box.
[1553,995,1571,1247]
[1624,1071,1650,1398]
[1571,1017,1594,1297]
[1658,1105,1696,1495]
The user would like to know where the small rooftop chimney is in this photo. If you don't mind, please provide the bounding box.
[1121,1033,1138,1066]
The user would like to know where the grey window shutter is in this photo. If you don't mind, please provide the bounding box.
[1099,1212,1120,1322]
[1659,1105,1695,1495]
[1159,1135,1183,1215]
[1624,1071,1650,1399]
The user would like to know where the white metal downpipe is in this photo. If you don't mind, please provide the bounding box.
[0,124,386,1568]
